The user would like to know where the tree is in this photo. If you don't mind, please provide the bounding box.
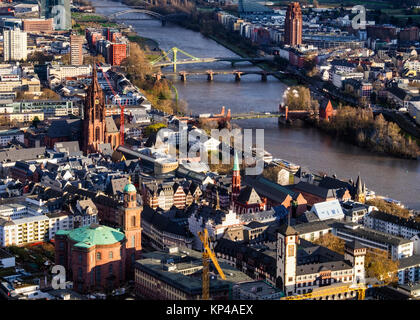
[366,198,411,218]
[144,123,167,137]
[121,42,152,85]
[27,51,54,65]
[61,53,71,65]
[32,116,41,128]
[40,88,60,100]
[83,54,105,65]
[284,86,312,111]
[313,233,345,254]
[365,249,399,284]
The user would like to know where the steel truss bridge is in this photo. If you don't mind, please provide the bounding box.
[151,47,274,72]
[107,9,188,25]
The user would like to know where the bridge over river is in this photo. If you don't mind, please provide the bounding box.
[155,69,285,82]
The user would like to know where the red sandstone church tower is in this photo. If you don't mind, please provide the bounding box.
[284,2,302,46]
[83,65,106,154]
[232,151,241,200]
[82,65,120,154]
[121,182,142,274]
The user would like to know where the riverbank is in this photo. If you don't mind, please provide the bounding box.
[91,0,420,211]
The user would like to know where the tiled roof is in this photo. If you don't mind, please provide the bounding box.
[292,181,336,199]
[105,117,118,133]
[244,175,296,203]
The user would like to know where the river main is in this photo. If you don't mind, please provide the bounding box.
[93,0,420,210]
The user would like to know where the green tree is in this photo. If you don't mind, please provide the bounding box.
[144,123,167,137]
[32,116,41,128]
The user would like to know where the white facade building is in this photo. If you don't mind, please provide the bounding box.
[188,208,241,250]
[3,29,28,62]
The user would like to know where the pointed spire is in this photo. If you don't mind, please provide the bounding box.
[356,175,363,194]
[233,151,240,172]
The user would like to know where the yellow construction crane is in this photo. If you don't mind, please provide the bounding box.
[198,229,226,300]
[281,283,383,300]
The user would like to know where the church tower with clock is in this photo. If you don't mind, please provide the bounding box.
[276,224,299,296]
[82,65,106,155]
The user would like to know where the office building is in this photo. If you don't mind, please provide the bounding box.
[39,0,71,30]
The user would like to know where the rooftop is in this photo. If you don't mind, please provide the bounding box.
[57,224,125,248]
[135,247,252,295]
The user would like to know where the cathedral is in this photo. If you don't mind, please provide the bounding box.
[82,65,120,155]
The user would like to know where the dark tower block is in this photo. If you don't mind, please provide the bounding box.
[284,2,302,46]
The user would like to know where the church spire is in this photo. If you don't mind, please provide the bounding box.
[233,151,240,172]
[232,151,241,202]
[355,174,366,204]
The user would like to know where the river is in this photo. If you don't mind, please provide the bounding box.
[92,0,420,210]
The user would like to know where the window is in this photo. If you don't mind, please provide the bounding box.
[78,254,82,263]
[288,245,294,257]
[109,264,113,274]
[132,235,135,247]
[109,251,113,259]
[96,266,101,282]
[96,252,101,260]
[131,216,136,227]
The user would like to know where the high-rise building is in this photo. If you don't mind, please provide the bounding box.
[70,34,84,65]
[108,43,127,66]
[284,2,302,46]
[3,28,27,62]
[39,0,71,30]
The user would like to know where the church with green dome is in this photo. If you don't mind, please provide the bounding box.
[55,182,142,293]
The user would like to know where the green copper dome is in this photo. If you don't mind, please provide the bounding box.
[124,183,136,193]
[64,224,125,248]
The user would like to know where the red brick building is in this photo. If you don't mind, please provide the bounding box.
[22,19,53,33]
[55,183,142,293]
[284,2,302,46]
[82,65,120,154]
[108,43,127,66]
[291,181,336,207]
[319,100,334,121]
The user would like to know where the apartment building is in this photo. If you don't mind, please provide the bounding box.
[332,221,414,260]
[70,35,84,66]
[397,255,420,285]
[364,211,420,239]
[3,28,27,62]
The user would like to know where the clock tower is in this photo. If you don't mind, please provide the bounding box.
[121,182,142,274]
[276,223,299,296]
[82,65,106,154]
